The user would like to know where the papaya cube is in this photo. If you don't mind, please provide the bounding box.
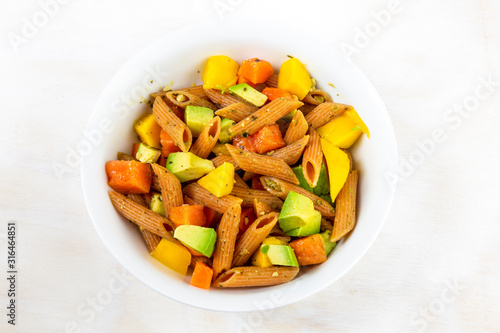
[105,160,152,194]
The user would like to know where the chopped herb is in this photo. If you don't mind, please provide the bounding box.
[242,131,249,138]
[251,115,258,121]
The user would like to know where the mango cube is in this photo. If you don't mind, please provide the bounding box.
[278,58,312,100]
[151,239,191,275]
[202,55,239,91]
[197,162,234,197]
[320,139,350,201]
[134,113,162,149]
[317,113,363,148]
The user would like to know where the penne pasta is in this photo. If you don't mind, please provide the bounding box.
[211,155,239,170]
[242,171,256,181]
[183,183,243,214]
[321,218,334,232]
[253,198,273,217]
[259,177,335,217]
[212,204,241,280]
[178,84,208,99]
[204,88,248,108]
[233,173,250,189]
[283,110,308,145]
[151,164,183,218]
[232,212,279,267]
[304,102,352,129]
[229,98,303,136]
[268,225,291,240]
[127,193,147,207]
[302,128,323,187]
[191,255,213,268]
[108,191,176,241]
[165,90,217,111]
[298,103,316,116]
[215,103,257,122]
[140,227,161,253]
[152,96,192,152]
[151,173,161,192]
[265,73,279,88]
[226,144,299,185]
[331,170,359,242]
[213,266,299,288]
[302,89,333,105]
[190,116,221,159]
[270,135,309,165]
[230,187,283,210]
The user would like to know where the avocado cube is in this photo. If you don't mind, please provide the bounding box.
[219,118,236,144]
[166,152,215,182]
[173,225,217,258]
[135,143,161,164]
[185,106,214,137]
[319,230,336,256]
[260,244,299,267]
[228,83,267,107]
[279,191,322,237]
[251,237,288,268]
[150,193,165,217]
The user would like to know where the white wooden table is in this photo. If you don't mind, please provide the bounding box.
[1,0,499,332]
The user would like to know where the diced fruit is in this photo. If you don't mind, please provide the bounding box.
[232,135,257,153]
[289,234,327,266]
[251,176,265,190]
[219,118,236,144]
[260,244,299,267]
[319,230,336,255]
[202,55,239,91]
[135,143,161,163]
[174,225,217,258]
[105,160,152,194]
[320,139,350,201]
[239,208,257,236]
[237,58,275,84]
[279,191,321,237]
[278,57,313,100]
[185,105,214,137]
[345,107,370,138]
[197,162,235,197]
[169,205,207,227]
[166,152,215,182]
[190,262,213,290]
[151,239,191,275]
[229,83,268,107]
[251,237,288,267]
[317,113,362,148]
[262,87,293,101]
[237,75,257,88]
[150,193,165,217]
[134,113,162,148]
[251,124,286,154]
[160,130,181,155]
[212,142,230,156]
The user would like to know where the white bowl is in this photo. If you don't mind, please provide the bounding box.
[81,20,398,312]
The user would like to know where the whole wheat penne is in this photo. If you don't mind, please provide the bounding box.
[233,173,249,189]
[178,84,208,99]
[108,191,176,241]
[190,116,221,159]
[127,193,147,207]
[183,183,243,214]
[302,128,323,187]
[269,225,291,240]
[265,73,279,88]
[215,103,257,122]
[270,135,309,165]
[191,255,213,268]
[152,96,192,152]
[232,212,279,267]
[139,227,161,253]
[226,144,299,185]
[151,173,161,192]
[211,155,239,170]
[253,198,273,217]
[331,170,359,242]
[213,266,299,288]
[183,195,199,206]
[305,102,352,129]
[151,164,183,217]
[298,103,316,116]
[321,218,334,232]
[283,110,308,145]
[230,187,283,210]
[229,98,303,136]
[165,90,217,111]
[204,88,248,108]
[302,89,333,105]
[242,171,256,181]
[260,177,335,217]
[212,204,241,280]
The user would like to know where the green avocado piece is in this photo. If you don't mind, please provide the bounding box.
[166,152,215,182]
[219,118,236,143]
[135,143,161,164]
[319,230,336,255]
[174,225,217,258]
[279,191,322,237]
[260,244,299,267]
[150,193,165,217]
[292,164,330,196]
[228,83,267,107]
[185,105,214,137]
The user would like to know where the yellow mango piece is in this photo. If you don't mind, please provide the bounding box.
[251,237,288,268]
[321,139,350,202]
[202,55,239,91]
[345,108,370,138]
[134,113,162,148]
[317,113,363,148]
[197,162,234,197]
[151,239,191,275]
[277,58,312,100]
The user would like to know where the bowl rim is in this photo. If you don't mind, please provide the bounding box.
[81,19,398,312]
